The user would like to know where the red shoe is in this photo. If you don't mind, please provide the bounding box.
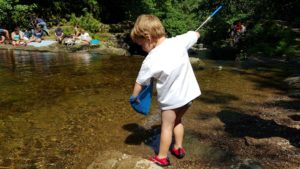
[149,155,170,167]
[171,147,185,159]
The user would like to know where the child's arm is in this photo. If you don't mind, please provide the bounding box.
[195,32,200,38]
[132,82,143,97]
[176,31,200,49]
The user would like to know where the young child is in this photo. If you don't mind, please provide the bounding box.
[54,24,64,43]
[30,26,44,43]
[130,14,201,167]
[11,27,26,46]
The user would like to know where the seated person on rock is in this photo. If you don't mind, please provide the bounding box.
[31,15,49,35]
[54,24,64,43]
[73,25,80,38]
[30,26,44,43]
[11,27,27,46]
[0,26,10,44]
[23,29,32,41]
[76,29,91,44]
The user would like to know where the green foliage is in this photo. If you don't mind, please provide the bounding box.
[0,0,298,59]
[138,0,200,36]
[0,0,36,29]
[60,26,75,36]
[246,20,297,57]
[69,13,109,33]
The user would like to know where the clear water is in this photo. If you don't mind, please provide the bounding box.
[0,49,145,168]
[0,49,292,168]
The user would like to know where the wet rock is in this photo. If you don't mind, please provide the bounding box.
[244,137,294,150]
[90,46,130,56]
[0,43,130,56]
[284,77,300,89]
[231,158,262,169]
[284,76,300,98]
[189,45,210,58]
[87,150,162,169]
[190,57,205,70]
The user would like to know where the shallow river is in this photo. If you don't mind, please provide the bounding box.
[0,49,297,168]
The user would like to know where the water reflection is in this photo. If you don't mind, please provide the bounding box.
[0,49,142,168]
[69,52,92,67]
[0,49,94,74]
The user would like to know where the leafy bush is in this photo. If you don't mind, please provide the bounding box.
[69,12,109,33]
[246,20,297,57]
[0,0,36,29]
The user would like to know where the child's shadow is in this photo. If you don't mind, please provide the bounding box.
[123,123,161,154]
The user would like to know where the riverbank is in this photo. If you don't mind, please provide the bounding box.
[0,42,130,56]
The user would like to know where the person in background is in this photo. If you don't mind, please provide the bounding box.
[240,21,246,34]
[11,26,26,46]
[23,29,32,41]
[230,20,246,47]
[74,25,80,37]
[76,28,91,44]
[234,21,242,34]
[0,25,10,44]
[31,15,49,35]
[0,32,5,44]
[130,14,201,167]
[30,26,44,43]
[54,24,64,43]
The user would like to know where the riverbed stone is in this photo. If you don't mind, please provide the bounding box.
[86,150,163,169]
[284,76,300,89]
[245,137,294,150]
[231,158,262,169]
[190,57,205,70]
[284,76,300,98]
[90,46,130,56]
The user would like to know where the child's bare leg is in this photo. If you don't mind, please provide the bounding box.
[158,109,176,158]
[173,105,189,149]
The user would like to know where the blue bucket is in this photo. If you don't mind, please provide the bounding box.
[90,39,100,45]
[129,82,153,115]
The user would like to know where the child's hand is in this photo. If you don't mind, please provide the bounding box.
[129,95,140,104]
[196,32,200,38]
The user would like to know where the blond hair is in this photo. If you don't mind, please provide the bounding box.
[130,14,166,43]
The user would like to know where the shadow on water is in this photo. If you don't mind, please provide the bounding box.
[266,99,300,111]
[289,115,300,121]
[123,123,161,154]
[123,123,235,165]
[217,109,300,148]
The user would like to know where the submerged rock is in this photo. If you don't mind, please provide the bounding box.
[231,158,262,169]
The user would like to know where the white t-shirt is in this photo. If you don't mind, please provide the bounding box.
[80,32,91,41]
[136,31,201,110]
